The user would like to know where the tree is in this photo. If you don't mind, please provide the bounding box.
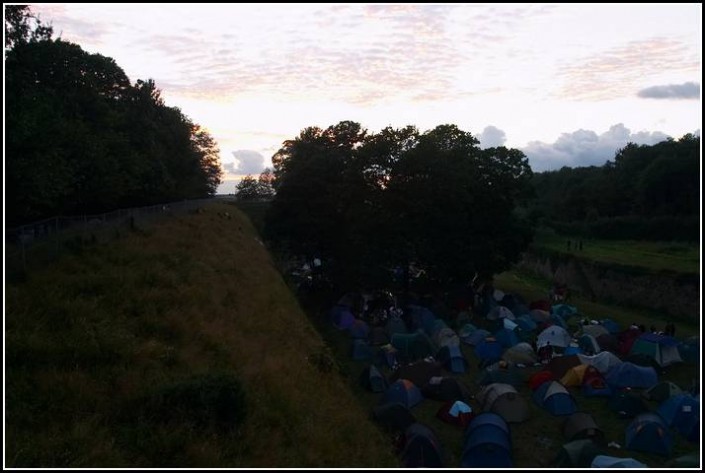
[265,121,534,290]
[5,25,223,224]
[4,5,52,51]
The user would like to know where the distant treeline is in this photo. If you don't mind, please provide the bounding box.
[5,6,223,226]
[525,135,700,241]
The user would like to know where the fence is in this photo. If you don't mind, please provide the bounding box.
[4,198,219,279]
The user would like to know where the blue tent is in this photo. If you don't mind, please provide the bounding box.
[657,393,699,442]
[436,344,468,373]
[461,412,512,468]
[591,455,647,468]
[605,362,657,389]
[475,339,504,361]
[348,318,370,339]
[677,336,699,364]
[600,319,621,334]
[385,316,408,337]
[501,293,528,316]
[359,364,388,393]
[377,344,400,368]
[407,304,436,333]
[533,381,577,416]
[464,329,492,346]
[493,328,520,348]
[391,331,433,363]
[382,379,424,409]
[330,304,355,329]
[351,339,376,361]
[625,413,673,457]
[551,303,578,319]
[514,315,537,332]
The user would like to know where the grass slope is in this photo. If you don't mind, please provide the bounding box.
[5,202,398,468]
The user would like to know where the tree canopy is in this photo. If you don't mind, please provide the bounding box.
[265,121,534,289]
[525,134,700,241]
[5,6,223,225]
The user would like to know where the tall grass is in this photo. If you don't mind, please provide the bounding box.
[5,202,398,468]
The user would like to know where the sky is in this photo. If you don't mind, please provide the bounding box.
[28,3,702,194]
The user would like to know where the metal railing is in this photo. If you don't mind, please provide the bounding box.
[4,198,220,278]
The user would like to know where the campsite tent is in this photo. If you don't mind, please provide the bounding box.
[391,331,433,363]
[436,400,474,428]
[422,376,468,402]
[351,339,376,361]
[436,344,469,373]
[348,318,370,339]
[514,314,537,332]
[371,402,416,433]
[630,333,683,367]
[582,324,609,339]
[642,381,683,403]
[599,319,621,334]
[528,370,554,391]
[678,336,699,364]
[432,326,460,350]
[477,364,523,389]
[591,455,647,468]
[359,364,388,393]
[657,393,699,442]
[551,303,578,319]
[475,339,504,362]
[537,326,572,349]
[381,379,424,409]
[553,439,603,468]
[377,344,400,369]
[385,316,407,337]
[546,354,583,379]
[560,364,590,387]
[461,412,513,468]
[625,413,673,457]
[533,380,577,416]
[392,359,442,388]
[493,328,521,349]
[502,342,538,365]
[581,365,613,397]
[330,304,356,329]
[477,383,530,423]
[462,328,492,346]
[577,334,601,355]
[577,351,622,374]
[367,326,389,346]
[487,305,515,321]
[400,422,444,467]
[605,362,658,390]
[562,412,604,443]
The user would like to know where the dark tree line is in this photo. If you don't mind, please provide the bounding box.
[5,6,223,226]
[525,134,700,241]
[265,121,535,290]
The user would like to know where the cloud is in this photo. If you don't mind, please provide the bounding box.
[556,38,700,101]
[523,123,671,172]
[231,150,266,175]
[637,82,700,99]
[478,126,507,149]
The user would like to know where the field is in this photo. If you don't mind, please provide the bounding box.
[531,227,700,275]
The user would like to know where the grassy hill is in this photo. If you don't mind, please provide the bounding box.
[5,201,398,468]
